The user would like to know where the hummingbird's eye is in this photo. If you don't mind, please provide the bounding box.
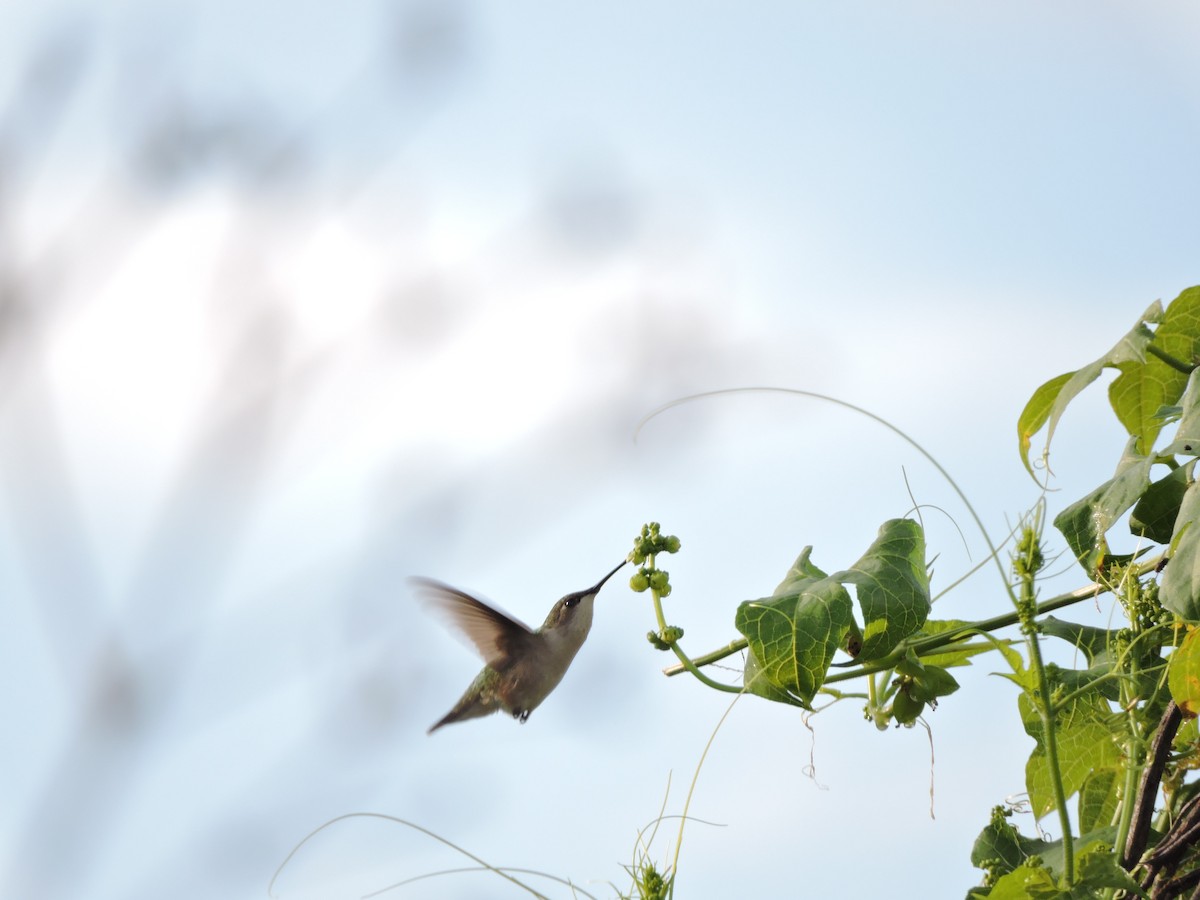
[563,595,580,609]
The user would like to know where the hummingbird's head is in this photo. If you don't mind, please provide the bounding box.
[541,559,626,633]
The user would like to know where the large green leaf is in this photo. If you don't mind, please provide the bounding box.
[1159,481,1200,621]
[1110,286,1200,455]
[735,521,929,706]
[834,518,930,661]
[735,568,853,708]
[1020,689,1122,819]
[1018,302,1162,475]
[970,812,1119,890]
[970,810,1056,876]
[1053,438,1153,573]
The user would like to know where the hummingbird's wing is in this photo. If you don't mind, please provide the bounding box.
[411,578,537,669]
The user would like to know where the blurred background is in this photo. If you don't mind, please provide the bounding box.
[1,2,1198,898]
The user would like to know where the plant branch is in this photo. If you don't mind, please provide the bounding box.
[661,639,749,676]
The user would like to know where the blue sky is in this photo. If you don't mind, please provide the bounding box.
[2,2,1199,898]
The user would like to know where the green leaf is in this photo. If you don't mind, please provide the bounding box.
[1018,301,1163,474]
[1075,844,1147,897]
[1077,768,1120,834]
[1167,627,1200,715]
[737,521,930,706]
[735,572,853,708]
[1020,688,1122,819]
[970,811,1120,892]
[834,518,930,661]
[1130,462,1194,544]
[1053,438,1153,573]
[1162,368,1200,457]
[984,864,1060,899]
[1159,481,1200,620]
[970,812,1054,876]
[1018,372,1075,476]
[1111,287,1200,455]
[972,841,1141,899]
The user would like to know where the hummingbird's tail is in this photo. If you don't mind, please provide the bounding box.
[427,690,499,734]
[426,709,460,734]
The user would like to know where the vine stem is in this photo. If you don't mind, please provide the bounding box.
[1015,504,1074,885]
[636,386,1015,587]
[666,644,742,694]
[1026,619,1074,882]
[669,692,743,898]
[647,552,742,695]
[268,813,561,900]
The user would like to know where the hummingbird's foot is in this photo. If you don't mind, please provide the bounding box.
[516,709,530,723]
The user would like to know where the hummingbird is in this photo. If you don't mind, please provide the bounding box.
[413,560,626,734]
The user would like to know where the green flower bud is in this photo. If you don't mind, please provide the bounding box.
[661,625,684,643]
[630,572,650,592]
[891,689,924,725]
[646,630,670,650]
[649,571,669,591]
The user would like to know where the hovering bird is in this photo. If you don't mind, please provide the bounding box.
[413,561,626,733]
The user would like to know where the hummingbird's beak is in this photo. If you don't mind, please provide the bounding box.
[587,559,627,595]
